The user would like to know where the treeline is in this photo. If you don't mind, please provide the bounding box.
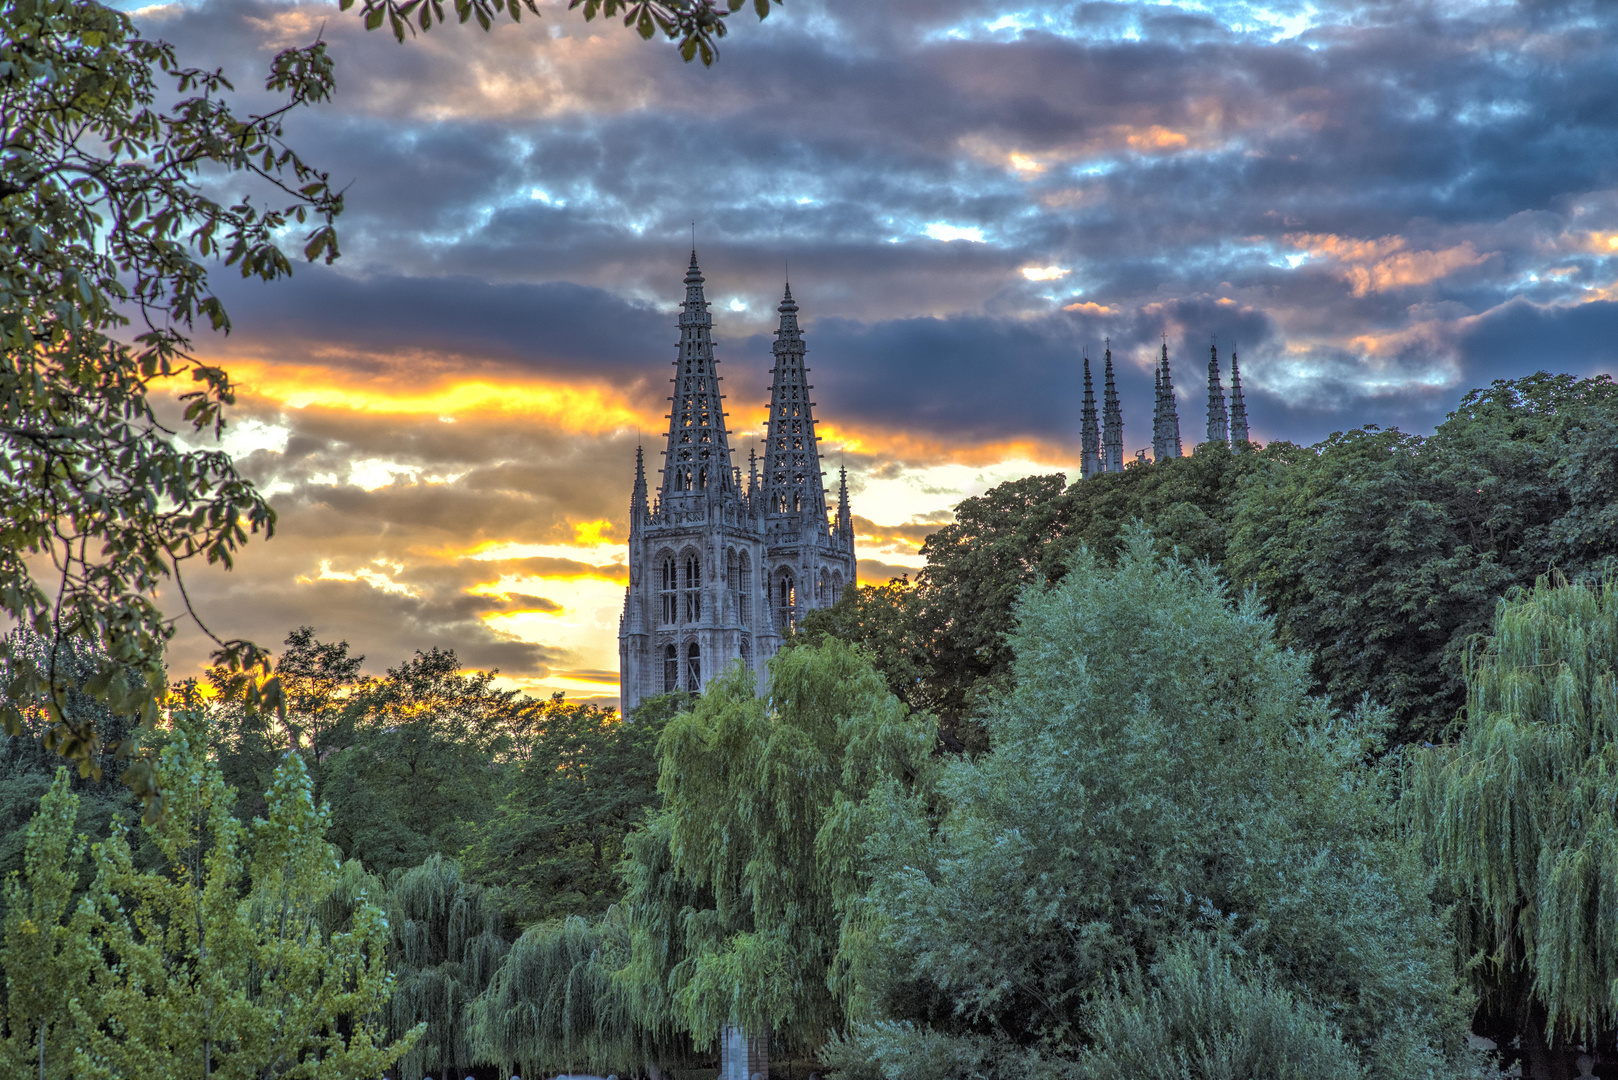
[0,370,1614,1079]
[0,627,671,1078]
[806,371,1618,747]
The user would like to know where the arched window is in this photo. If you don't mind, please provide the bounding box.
[686,641,701,692]
[776,571,796,631]
[737,551,751,627]
[663,644,678,693]
[818,569,830,606]
[659,556,677,625]
[831,571,844,602]
[684,553,702,622]
[739,636,752,667]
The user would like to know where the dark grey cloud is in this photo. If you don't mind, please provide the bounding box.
[138,0,1618,450]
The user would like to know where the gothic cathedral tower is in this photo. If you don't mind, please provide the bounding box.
[619,255,855,714]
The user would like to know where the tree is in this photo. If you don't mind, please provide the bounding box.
[469,905,690,1078]
[843,531,1475,1079]
[350,0,783,66]
[320,647,525,874]
[620,640,934,1059]
[0,0,789,794]
[0,769,99,1080]
[1231,373,1618,742]
[35,706,418,1078]
[0,0,344,783]
[463,692,677,927]
[383,854,510,1080]
[1410,576,1618,1079]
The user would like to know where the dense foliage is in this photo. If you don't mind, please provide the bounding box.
[834,531,1474,1079]
[1411,577,1618,1077]
[2,369,1616,1078]
[807,372,1618,745]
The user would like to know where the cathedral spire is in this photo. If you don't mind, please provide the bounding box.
[1229,346,1250,446]
[661,251,735,501]
[1101,342,1124,473]
[762,281,829,528]
[1152,341,1183,462]
[1206,339,1229,447]
[1079,351,1100,480]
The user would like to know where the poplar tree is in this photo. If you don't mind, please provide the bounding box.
[0,770,98,1080]
[72,710,415,1078]
[1411,577,1618,1076]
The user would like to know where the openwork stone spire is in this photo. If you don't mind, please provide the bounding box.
[630,443,648,531]
[836,464,854,548]
[1152,341,1183,462]
[1101,344,1124,474]
[1079,352,1101,480]
[662,251,736,500]
[1205,340,1229,446]
[762,282,828,523]
[1229,347,1250,445]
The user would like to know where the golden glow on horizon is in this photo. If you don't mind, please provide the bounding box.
[223,359,660,434]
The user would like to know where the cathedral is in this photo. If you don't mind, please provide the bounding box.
[618,253,856,714]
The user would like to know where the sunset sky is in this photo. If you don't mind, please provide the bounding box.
[139,0,1618,705]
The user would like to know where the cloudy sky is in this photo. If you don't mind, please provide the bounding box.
[139,0,1618,704]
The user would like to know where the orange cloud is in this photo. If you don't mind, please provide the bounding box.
[1285,233,1495,296]
[221,358,659,435]
[1063,301,1118,316]
[1125,125,1189,150]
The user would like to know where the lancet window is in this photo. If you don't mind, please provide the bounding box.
[683,553,702,621]
[659,556,677,625]
[663,644,678,693]
[776,571,796,630]
[686,641,701,691]
[737,551,751,626]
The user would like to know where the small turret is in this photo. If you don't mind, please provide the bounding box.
[1205,340,1229,447]
[1152,341,1183,462]
[1101,343,1124,473]
[1229,347,1250,446]
[1079,352,1101,480]
[630,444,648,535]
[836,465,854,552]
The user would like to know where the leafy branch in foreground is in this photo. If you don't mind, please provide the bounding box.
[342,0,782,66]
[1,0,342,794]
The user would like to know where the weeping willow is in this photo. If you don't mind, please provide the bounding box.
[384,854,510,1079]
[468,904,686,1077]
[1411,576,1618,1046]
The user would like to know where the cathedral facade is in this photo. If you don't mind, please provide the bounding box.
[618,253,856,714]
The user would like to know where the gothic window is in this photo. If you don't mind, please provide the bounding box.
[664,644,678,692]
[698,466,707,489]
[739,636,752,666]
[831,571,844,602]
[686,641,701,691]
[818,569,830,606]
[776,571,796,630]
[737,551,751,626]
[684,552,702,621]
[659,556,677,625]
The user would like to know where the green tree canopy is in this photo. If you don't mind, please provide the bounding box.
[383,854,510,1080]
[464,692,677,927]
[843,531,1474,1079]
[1410,575,1618,1077]
[620,639,934,1058]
